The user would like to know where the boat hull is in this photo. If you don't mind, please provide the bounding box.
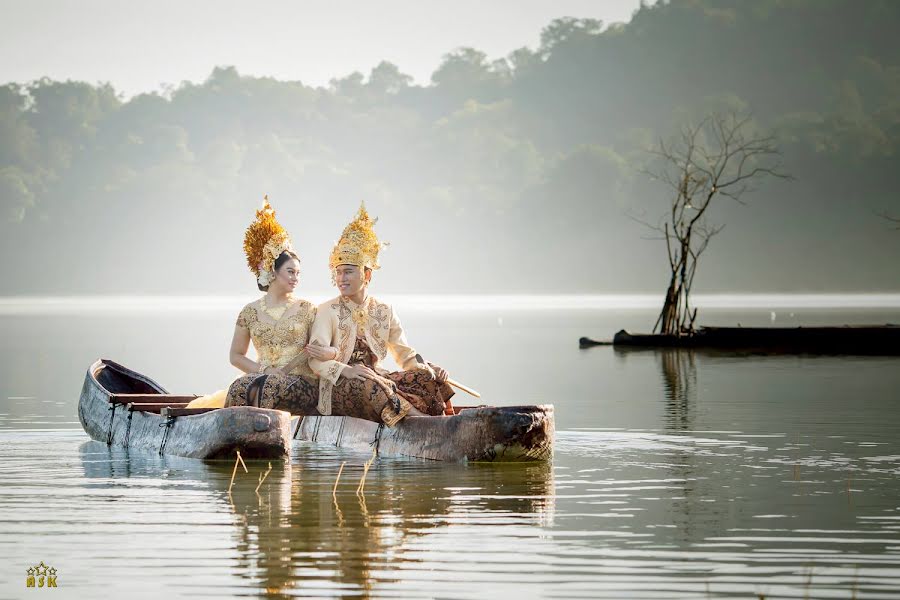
[292,405,554,462]
[78,360,291,459]
[79,359,555,462]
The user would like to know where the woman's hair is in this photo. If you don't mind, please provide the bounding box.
[257,250,300,291]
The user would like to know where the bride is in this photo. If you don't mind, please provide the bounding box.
[188,198,335,411]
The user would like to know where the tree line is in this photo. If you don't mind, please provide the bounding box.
[1,0,898,294]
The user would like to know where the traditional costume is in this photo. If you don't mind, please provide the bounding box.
[188,199,319,411]
[308,204,454,426]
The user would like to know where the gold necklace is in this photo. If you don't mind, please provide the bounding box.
[346,297,368,328]
[261,296,292,321]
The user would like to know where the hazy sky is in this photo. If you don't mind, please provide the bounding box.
[1,0,638,96]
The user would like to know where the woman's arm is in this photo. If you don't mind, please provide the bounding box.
[229,324,264,374]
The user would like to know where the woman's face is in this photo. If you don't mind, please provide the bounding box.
[334,264,370,296]
[273,258,300,292]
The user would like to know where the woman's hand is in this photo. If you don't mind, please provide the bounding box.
[305,343,338,361]
[341,364,377,381]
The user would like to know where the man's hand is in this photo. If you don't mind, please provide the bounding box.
[341,364,377,381]
[430,363,449,383]
[306,342,338,361]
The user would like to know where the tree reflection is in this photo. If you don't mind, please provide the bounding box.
[659,349,697,432]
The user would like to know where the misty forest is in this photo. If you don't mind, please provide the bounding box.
[2,0,899,296]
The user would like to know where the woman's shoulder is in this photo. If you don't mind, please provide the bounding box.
[290,298,317,318]
[291,297,316,310]
[236,299,262,326]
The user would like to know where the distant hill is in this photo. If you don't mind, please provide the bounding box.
[1,0,899,295]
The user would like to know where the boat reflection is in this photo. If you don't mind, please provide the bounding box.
[78,441,554,597]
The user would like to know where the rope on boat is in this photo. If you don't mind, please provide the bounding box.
[335,416,346,447]
[158,415,177,455]
[123,405,135,448]
[293,416,305,440]
[106,403,117,446]
[312,416,322,442]
[369,423,384,454]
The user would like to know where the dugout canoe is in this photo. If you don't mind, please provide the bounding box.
[79,359,292,459]
[79,359,554,462]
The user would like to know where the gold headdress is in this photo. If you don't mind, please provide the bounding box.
[328,202,386,273]
[244,196,295,288]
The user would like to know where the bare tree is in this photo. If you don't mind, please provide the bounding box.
[641,113,791,336]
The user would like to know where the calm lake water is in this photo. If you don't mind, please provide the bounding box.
[1,296,899,599]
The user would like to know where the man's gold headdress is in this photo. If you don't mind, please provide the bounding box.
[244,196,295,287]
[329,202,386,272]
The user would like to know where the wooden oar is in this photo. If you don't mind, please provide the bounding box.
[414,352,481,398]
[271,348,308,375]
[447,378,481,398]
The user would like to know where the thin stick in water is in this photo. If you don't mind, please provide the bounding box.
[333,461,346,499]
[356,448,377,496]
[255,462,273,494]
[228,451,243,493]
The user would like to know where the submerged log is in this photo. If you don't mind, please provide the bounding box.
[602,325,900,355]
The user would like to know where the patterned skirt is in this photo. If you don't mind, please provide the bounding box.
[330,368,455,426]
[225,373,319,413]
[224,369,454,426]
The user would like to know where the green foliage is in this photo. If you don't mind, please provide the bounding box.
[1,0,898,293]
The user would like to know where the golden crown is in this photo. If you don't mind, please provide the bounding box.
[243,196,295,287]
[329,202,386,272]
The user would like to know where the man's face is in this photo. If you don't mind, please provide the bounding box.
[334,264,367,296]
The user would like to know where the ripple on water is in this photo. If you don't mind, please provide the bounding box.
[0,428,896,598]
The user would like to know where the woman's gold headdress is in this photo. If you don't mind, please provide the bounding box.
[329,202,386,272]
[244,196,295,287]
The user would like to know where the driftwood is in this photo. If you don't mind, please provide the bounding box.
[600,325,900,355]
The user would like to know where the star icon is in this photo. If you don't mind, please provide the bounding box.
[36,562,48,577]
[48,567,57,576]
[27,567,35,576]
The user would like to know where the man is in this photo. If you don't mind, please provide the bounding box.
[306,203,454,426]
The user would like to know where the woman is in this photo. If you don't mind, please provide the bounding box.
[188,198,330,411]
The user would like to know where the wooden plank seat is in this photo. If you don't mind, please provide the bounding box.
[125,402,192,413]
[161,407,220,417]
[109,394,198,404]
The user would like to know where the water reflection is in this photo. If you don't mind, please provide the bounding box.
[658,350,696,432]
[614,346,698,432]
[77,442,555,597]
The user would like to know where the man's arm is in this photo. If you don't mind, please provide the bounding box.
[387,309,423,371]
[308,305,348,384]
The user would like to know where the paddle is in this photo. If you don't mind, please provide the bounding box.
[446,378,481,398]
[416,353,481,398]
[270,348,308,376]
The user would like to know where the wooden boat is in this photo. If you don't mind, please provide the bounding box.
[592,324,900,355]
[79,359,292,459]
[79,359,555,462]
